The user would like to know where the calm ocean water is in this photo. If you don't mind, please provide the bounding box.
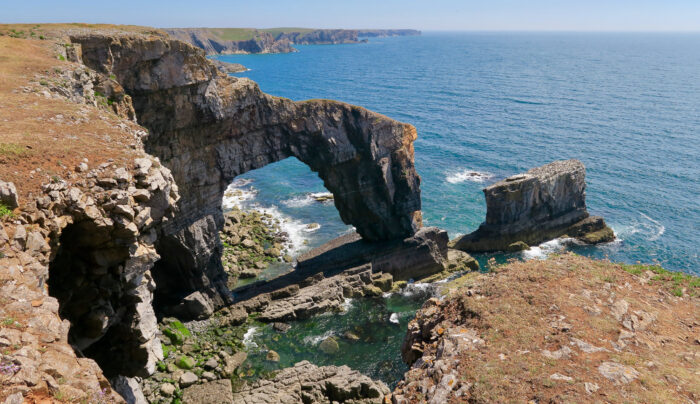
[216,32,700,275]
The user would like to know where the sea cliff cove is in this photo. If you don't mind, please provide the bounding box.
[1,10,699,404]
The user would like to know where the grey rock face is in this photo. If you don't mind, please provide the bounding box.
[71,33,423,315]
[0,181,19,209]
[112,375,148,404]
[452,160,613,252]
[233,360,390,404]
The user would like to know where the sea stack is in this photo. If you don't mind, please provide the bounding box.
[451,159,614,253]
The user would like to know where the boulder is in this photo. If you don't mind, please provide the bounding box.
[319,337,340,355]
[0,181,18,209]
[171,291,214,320]
[452,160,614,252]
[179,371,198,387]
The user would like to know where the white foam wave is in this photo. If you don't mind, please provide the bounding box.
[613,213,665,242]
[341,298,354,312]
[389,313,400,324]
[283,192,334,208]
[222,179,257,210]
[446,169,494,184]
[254,205,312,255]
[522,238,575,260]
[303,330,336,346]
[242,326,259,348]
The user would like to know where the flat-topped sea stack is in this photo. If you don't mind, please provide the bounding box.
[451,159,614,253]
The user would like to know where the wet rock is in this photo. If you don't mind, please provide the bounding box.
[372,272,393,292]
[452,160,614,252]
[272,322,291,333]
[266,350,280,362]
[506,241,529,252]
[183,379,234,404]
[319,337,340,355]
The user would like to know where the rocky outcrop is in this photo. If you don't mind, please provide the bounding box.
[451,160,614,252]
[165,28,421,55]
[233,360,390,404]
[165,29,294,55]
[296,227,448,282]
[394,254,700,403]
[70,32,422,316]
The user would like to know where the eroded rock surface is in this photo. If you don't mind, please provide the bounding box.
[71,32,423,316]
[233,361,390,404]
[451,159,614,252]
[394,254,699,403]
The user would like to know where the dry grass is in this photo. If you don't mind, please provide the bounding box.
[421,253,700,403]
[0,34,144,201]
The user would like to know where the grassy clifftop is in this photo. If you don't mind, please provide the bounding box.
[395,253,700,403]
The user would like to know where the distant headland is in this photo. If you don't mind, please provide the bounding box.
[165,27,421,55]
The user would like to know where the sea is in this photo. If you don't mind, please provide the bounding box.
[213,32,700,385]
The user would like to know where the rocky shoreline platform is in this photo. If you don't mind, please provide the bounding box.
[0,23,697,404]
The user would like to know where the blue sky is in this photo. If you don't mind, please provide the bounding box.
[3,0,700,31]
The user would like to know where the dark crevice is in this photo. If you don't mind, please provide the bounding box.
[48,221,149,377]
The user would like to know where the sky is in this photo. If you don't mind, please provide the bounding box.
[3,0,700,32]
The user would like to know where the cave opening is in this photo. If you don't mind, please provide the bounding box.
[48,220,152,378]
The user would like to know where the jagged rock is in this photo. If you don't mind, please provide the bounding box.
[171,291,215,320]
[233,361,389,404]
[73,32,422,313]
[0,181,19,209]
[443,249,479,272]
[452,160,614,252]
[112,375,147,404]
[296,227,449,281]
[183,379,234,404]
[222,351,247,377]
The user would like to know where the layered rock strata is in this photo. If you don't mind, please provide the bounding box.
[451,160,614,253]
[233,360,390,404]
[70,32,423,316]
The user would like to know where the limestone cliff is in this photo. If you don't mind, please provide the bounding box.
[69,32,422,318]
[451,159,614,252]
[165,28,421,55]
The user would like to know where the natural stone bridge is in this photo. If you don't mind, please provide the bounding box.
[73,33,424,314]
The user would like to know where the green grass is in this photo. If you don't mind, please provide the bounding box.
[210,28,259,41]
[0,143,27,157]
[261,27,316,37]
[0,204,14,219]
[621,263,699,296]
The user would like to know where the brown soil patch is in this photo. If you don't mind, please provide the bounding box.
[0,34,144,203]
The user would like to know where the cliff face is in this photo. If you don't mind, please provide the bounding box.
[452,160,614,252]
[70,32,422,317]
[165,28,421,55]
[165,29,294,55]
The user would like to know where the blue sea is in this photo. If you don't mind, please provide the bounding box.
[216,32,700,276]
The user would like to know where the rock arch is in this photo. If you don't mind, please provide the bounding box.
[72,33,423,315]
